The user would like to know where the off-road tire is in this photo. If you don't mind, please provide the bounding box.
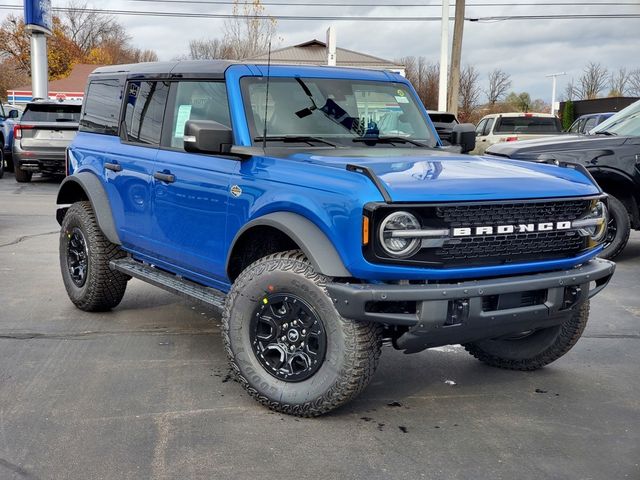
[14,165,32,183]
[600,195,630,260]
[222,250,382,417]
[59,201,128,311]
[463,302,590,371]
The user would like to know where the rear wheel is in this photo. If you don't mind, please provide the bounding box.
[599,195,630,260]
[223,250,382,417]
[14,164,32,183]
[463,302,589,371]
[59,201,128,311]
[0,150,4,179]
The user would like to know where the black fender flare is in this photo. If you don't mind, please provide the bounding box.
[227,212,351,278]
[56,172,121,245]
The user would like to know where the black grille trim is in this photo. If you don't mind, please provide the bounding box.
[364,196,603,269]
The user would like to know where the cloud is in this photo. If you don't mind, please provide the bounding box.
[4,0,638,101]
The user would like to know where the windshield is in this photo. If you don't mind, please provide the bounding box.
[591,100,640,136]
[21,103,81,122]
[493,116,562,134]
[241,77,437,147]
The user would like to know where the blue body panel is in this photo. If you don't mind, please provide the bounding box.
[68,63,604,292]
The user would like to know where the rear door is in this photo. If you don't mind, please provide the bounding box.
[81,78,170,254]
[151,80,237,286]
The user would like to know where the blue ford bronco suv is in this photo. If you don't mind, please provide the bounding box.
[56,61,615,416]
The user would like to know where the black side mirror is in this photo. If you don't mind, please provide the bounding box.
[8,109,19,119]
[452,123,476,154]
[184,120,233,154]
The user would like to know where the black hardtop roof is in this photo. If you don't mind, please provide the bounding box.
[90,60,235,78]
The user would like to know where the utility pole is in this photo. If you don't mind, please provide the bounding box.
[448,0,465,116]
[546,72,566,116]
[24,0,52,101]
[437,0,449,112]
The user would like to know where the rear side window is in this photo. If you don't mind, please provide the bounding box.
[124,81,170,146]
[80,79,122,135]
[494,116,561,134]
[165,81,231,149]
[21,104,80,122]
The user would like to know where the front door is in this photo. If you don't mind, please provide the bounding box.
[151,80,237,287]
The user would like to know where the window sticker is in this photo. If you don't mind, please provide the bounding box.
[174,104,192,138]
[395,96,410,104]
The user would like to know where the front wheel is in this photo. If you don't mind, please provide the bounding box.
[0,150,4,179]
[600,195,630,260]
[222,250,382,417]
[463,302,590,371]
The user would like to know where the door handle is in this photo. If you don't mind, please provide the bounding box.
[105,162,122,172]
[154,171,175,183]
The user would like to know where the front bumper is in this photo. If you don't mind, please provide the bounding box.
[326,258,615,352]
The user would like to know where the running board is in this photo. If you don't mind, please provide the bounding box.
[110,257,226,311]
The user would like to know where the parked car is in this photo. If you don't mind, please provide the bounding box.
[427,110,459,144]
[472,112,563,155]
[486,99,640,259]
[568,112,614,134]
[12,100,81,182]
[0,103,22,178]
[56,61,614,416]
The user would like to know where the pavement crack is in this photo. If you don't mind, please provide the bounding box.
[0,329,219,340]
[0,458,42,480]
[0,231,58,248]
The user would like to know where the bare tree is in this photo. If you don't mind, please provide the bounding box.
[608,67,629,97]
[458,65,481,122]
[628,68,640,97]
[63,0,122,55]
[223,0,278,59]
[485,68,512,106]
[189,38,234,60]
[131,49,158,63]
[578,62,608,100]
[563,78,578,101]
[400,56,439,110]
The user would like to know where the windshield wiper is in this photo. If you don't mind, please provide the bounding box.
[254,135,338,147]
[596,130,617,136]
[352,136,429,147]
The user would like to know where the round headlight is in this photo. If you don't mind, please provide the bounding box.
[578,201,608,242]
[378,211,421,257]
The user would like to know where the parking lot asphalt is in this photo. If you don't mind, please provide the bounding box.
[0,173,638,480]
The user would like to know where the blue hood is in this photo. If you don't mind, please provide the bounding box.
[287,149,600,202]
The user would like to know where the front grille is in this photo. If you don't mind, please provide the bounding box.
[436,199,589,227]
[366,198,594,268]
[432,199,591,267]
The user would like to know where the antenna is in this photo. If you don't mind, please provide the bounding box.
[262,41,272,150]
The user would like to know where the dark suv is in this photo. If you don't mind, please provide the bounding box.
[56,61,614,416]
[488,100,640,259]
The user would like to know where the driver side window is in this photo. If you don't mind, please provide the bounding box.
[476,119,487,136]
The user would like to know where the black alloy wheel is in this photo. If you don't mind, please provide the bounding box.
[67,227,89,287]
[250,293,327,382]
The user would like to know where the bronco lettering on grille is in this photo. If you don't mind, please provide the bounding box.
[452,221,572,237]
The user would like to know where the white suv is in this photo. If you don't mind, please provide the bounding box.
[472,112,562,155]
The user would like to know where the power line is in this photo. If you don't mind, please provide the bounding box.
[125,0,640,6]
[0,4,638,21]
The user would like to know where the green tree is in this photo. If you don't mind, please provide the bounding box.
[505,91,532,112]
[562,100,575,130]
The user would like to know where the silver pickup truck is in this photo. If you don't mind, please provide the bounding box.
[12,100,81,183]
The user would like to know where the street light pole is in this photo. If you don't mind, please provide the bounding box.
[546,72,566,116]
[438,0,450,112]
